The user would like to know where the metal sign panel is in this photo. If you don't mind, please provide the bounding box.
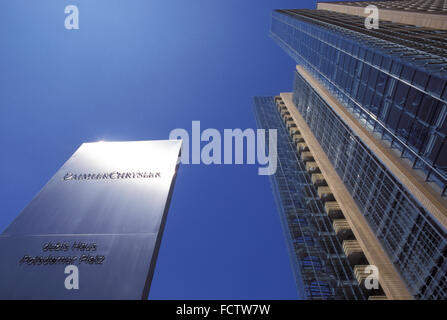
[0,140,181,299]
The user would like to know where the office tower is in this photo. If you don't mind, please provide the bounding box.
[254,97,368,300]
[255,1,447,299]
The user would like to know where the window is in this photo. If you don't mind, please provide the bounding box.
[301,256,322,270]
[306,281,332,297]
[381,56,392,72]
[405,88,424,116]
[391,61,403,77]
[427,76,446,98]
[295,236,314,246]
[419,95,439,124]
[393,82,410,108]
[401,65,415,82]
[376,72,388,95]
[413,70,429,90]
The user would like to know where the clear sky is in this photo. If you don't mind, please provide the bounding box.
[0,0,318,299]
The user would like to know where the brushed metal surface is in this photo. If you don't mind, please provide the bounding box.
[0,140,181,299]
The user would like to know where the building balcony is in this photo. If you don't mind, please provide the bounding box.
[317,186,334,201]
[300,151,314,162]
[285,120,296,129]
[342,240,365,265]
[276,103,286,110]
[291,132,301,141]
[281,112,291,119]
[293,134,305,144]
[305,161,319,173]
[275,101,286,111]
[324,201,343,219]
[353,265,370,286]
[290,128,300,136]
[333,219,353,240]
[296,142,309,153]
[311,173,326,186]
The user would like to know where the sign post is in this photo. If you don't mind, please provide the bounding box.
[0,140,181,299]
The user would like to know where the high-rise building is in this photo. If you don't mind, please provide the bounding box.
[255,97,368,300]
[255,1,447,299]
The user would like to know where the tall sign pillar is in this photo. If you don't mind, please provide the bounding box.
[0,140,181,299]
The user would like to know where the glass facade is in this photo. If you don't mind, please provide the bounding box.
[270,9,447,193]
[254,96,366,300]
[292,70,447,299]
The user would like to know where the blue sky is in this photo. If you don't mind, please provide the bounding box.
[0,0,318,299]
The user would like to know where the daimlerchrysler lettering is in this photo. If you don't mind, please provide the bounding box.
[63,171,161,181]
